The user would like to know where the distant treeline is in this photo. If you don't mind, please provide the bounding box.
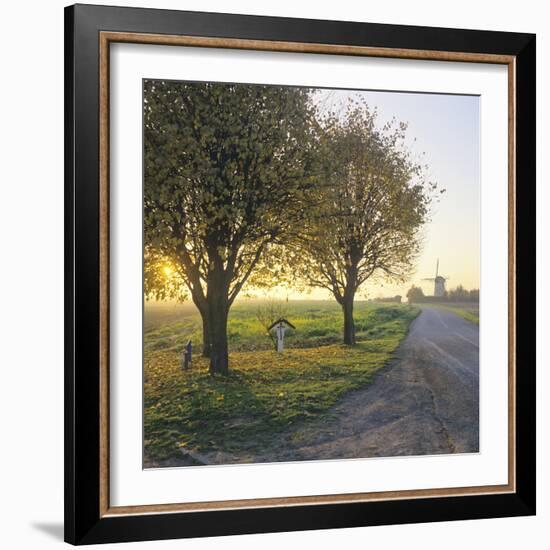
[406,285,479,304]
[374,295,403,304]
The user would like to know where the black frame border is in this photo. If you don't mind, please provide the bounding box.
[65,3,536,545]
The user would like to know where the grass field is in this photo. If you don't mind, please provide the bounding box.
[428,302,479,325]
[144,300,419,463]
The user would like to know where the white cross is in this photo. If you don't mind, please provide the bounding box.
[276,321,287,352]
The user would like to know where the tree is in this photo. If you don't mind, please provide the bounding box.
[143,80,317,374]
[295,102,439,344]
[406,285,425,304]
[448,285,469,302]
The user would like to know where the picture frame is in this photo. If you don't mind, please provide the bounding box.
[64,3,536,545]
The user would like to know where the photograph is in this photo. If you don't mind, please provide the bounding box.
[142,79,480,468]
[58,2,536,545]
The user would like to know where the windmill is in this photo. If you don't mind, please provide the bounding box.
[423,259,448,297]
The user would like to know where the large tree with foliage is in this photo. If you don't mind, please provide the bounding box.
[143,80,317,374]
[296,102,440,345]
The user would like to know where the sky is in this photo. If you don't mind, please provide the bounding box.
[251,87,480,301]
[147,85,481,303]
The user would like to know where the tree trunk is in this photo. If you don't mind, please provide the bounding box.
[201,317,211,358]
[342,293,356,346]
[206,289,230,375]
[208,309,229,375]
[192,296,211,358]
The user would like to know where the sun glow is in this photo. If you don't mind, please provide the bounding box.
[162,265,174,277]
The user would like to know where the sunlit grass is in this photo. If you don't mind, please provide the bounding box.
[144,300,418,353]
[144,302,419,461]
[429,303,479,325]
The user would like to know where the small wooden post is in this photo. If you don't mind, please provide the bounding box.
[181,340,192,370]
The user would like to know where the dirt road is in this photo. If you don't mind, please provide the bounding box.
[174,306,479,466]
[251,305,480,462]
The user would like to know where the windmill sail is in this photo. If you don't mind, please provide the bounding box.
[422,259,447,297]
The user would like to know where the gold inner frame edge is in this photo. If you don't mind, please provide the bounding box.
[98,31,517,517]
